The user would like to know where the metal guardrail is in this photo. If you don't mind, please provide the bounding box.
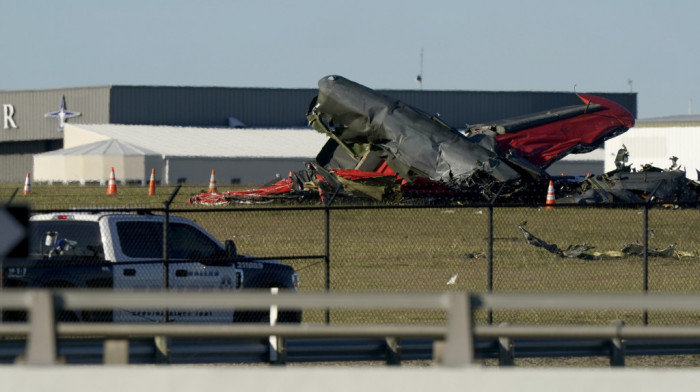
[3,290,700,366]
[0,290,469,366]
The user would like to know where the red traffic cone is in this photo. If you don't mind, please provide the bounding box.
[148,168,156,196]
[208,169,218,193]
[545,180,556,209]
[107,167,118,195]
[23,172,31,195]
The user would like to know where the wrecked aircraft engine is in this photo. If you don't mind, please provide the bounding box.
[188,75,645,205]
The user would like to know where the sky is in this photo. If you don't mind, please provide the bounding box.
[1,0,698,119]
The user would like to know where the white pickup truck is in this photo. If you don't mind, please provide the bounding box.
[2,212,300,323]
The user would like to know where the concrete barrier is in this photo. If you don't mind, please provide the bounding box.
[1,366,698,392]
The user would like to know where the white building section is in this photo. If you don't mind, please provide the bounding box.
[33,124,330,185]
[604,116,700,181]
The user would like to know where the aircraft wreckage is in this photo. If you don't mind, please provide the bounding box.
[517,221,698,260]
[187,75,699,206]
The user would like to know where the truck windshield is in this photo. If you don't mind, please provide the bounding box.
[28,221,103,258]
[116,221,223,260]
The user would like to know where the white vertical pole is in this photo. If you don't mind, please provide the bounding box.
[269,287,279,362]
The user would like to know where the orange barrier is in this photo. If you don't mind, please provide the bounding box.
[23,172,31,195]
[545,180,555,209]
[148,168,156,196]
[208,169,218,193]
[107,167,118,195]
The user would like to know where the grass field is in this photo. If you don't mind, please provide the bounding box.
[4,183,700,329]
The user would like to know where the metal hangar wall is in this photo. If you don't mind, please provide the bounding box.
[0,85,638,183]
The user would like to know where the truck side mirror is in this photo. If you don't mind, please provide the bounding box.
[225,240,237,258]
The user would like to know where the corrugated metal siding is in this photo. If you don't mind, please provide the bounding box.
[109,86,637,129]
[109,86,317,127]
[383,90,637,128]
[0,87,111,142]
[0,87,110,182]
[0,140,62,183]
[0,154,33,185]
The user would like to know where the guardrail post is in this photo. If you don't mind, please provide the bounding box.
[154,336,170,364]
[441,292,473,367]
[268,287,286,365]
[498,323,515,366]
[104,339,130,365]
[25,290,58,365]
[610,320,626,367]
[385,337,401,366]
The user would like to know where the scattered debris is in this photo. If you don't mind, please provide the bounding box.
[446,274,458,285]
[517,222,595,259]
[620,243,676,258]
[518,222,696,260]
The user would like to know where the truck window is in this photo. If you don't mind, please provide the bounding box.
[116,221,222,259]
[28,221,103,258]
[116,221,162,258]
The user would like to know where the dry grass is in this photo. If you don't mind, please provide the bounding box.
[5,184,700,328]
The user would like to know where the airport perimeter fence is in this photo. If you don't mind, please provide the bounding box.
[3,184,700,327]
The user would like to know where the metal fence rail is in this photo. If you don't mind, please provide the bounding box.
[3,290,700,366]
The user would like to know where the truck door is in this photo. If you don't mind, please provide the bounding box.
[112,220,240,323]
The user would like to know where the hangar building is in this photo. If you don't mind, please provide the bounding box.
[0,85,637,185]
[34,124,328,185]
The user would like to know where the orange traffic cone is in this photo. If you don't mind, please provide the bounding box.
[107,167,118,195]
[208,169,218,193]
[545,180,556,209]
[23,172,31,195]
[148,168,156,196]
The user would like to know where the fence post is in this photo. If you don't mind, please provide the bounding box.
[486,186,502,326]
[324,205,331,324]
[162,185,181,294]
[642,203,649,325]
[25,290,58,365]
[5,187,19,206]
[487,204,494,324]
[158,185,180,361]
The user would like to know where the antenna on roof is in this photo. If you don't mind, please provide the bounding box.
[415,48,423,90]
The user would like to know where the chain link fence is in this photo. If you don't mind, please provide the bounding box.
[2,184,699,327]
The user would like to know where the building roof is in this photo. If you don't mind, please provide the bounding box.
[63,124,330,159]
[37,138,159,157]
[636,115,700,128]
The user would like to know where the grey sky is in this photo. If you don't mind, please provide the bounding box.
[2,0,697,118]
